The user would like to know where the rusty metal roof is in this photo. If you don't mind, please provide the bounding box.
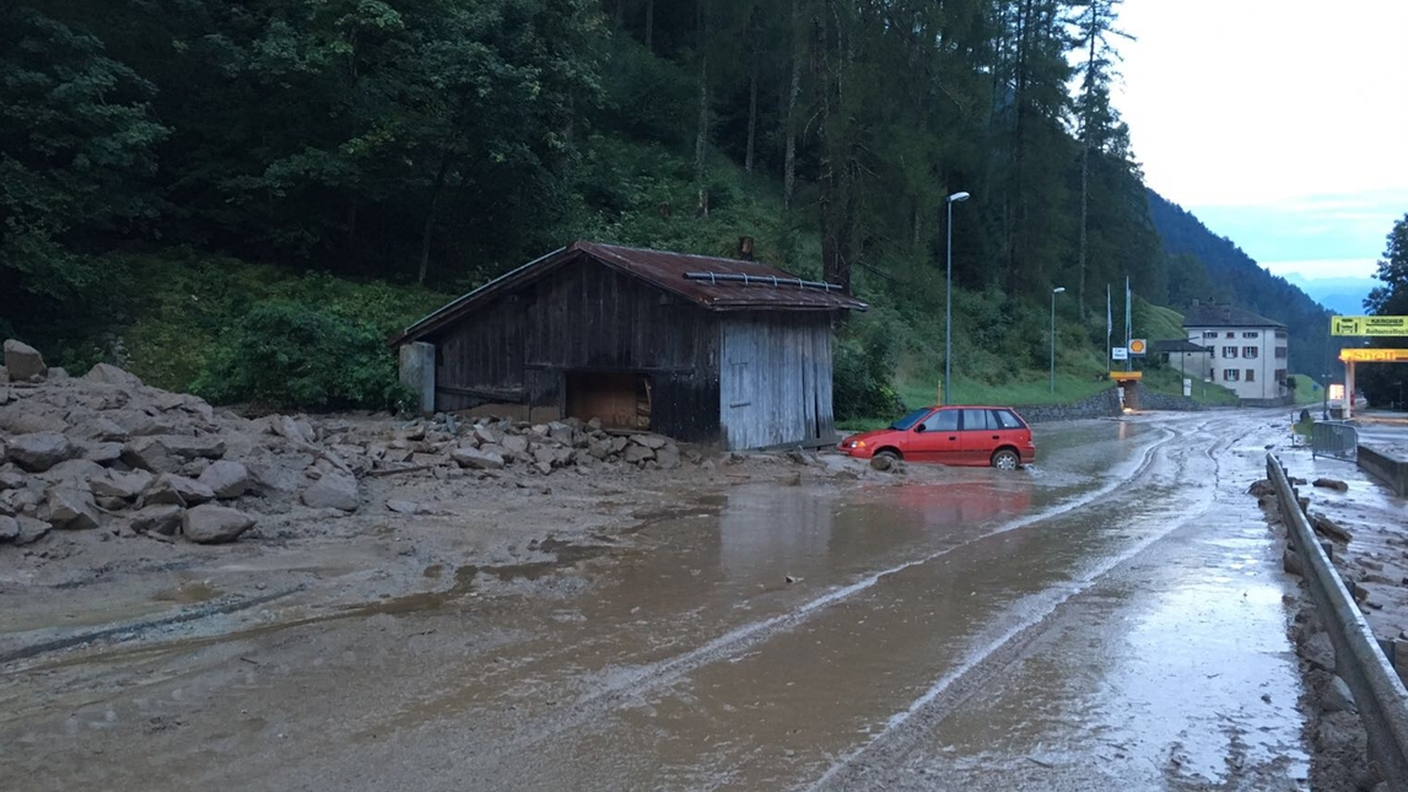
[391,241,867,346]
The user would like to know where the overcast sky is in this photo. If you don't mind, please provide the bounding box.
[1112,0,1408,281]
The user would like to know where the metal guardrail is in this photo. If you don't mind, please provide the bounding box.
[1312,420,1360,461]
[1268,454,1408,789]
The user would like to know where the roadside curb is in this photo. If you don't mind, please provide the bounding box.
[1358,444,1408,497]
[1269,452,1408,790]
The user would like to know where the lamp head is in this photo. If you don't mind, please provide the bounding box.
[1053,287,1066,293]
[947,191,970,203]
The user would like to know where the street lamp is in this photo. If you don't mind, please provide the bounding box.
[1050,287,1066,393]
[944,190,970,405]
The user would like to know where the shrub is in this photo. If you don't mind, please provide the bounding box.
[193,300,411,412]
[833,317,905,421]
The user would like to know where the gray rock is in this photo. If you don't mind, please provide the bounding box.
[70,416,128,442]
[90,470,153,501]
[7,432,79,472]
[272,415,316,445]
[633,434,669,450]
[3,339,47,380]
[82,362,144,389]
[179,458,212,478]
[532,445,557,466]
[130,504,183,536]
[386,499,420,514]
[1324,675,1357,713]
[623,444,654,464]
[155,473,215,506]
[587,439,612,460]
[473,426,503,446]
[0,384,9,405]
[656,444,681,470]
[161,434,226,461]
[0,514,18,542]
[37,458,108,484]
[121,436,179,473]
[85,442,124,465]
[610,436,630,454]
[533,460,553,476]
[870,455,895,472]
[14,515,50,545]
[142,476,187,507]
[587,417,603,431]
[111,410,180,438]
[547,422,575,445]
[0,404,68,435]
[301,473,360,512]
[451,446,505,470]
[199,460,250,499]
[501,434,530,457]
[0,438,5,464]
[1301,630,1336,673]
[47,486,100,530]
[480,442,512,463]
[182,504,255,544]
[48,366,69,379]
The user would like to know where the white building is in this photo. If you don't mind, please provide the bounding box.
[1179,301,1290,405]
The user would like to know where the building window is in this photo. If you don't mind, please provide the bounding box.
[1274,347,1287,359]
[1203,331,1218,339]
[1246,369,1255,382]
[1225,332,1236,338]
[1275,369,1287,383]
[1243,346,1258,358]
[1223,369,1240,381]
[1276,331,1287,339]
[1222,346,1238,358]
[1242,331,1259,339]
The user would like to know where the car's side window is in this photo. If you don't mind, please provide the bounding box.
[993,410,1023,429]
[960,409,991,430]
[923,409,959,432]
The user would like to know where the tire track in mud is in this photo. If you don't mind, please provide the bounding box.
[449,423,1186,766]
[797,415,1259,792]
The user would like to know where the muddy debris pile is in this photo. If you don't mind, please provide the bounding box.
[0,341,368,548]
[370,412,695,479]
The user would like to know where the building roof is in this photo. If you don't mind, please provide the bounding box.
[1181,302,1284,329]
[1152,339,1212,354]
[391,241,868,346]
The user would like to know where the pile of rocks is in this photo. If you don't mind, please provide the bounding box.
[1,341,268,547]
[365,414,689,477]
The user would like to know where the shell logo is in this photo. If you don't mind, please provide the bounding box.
[1129,339,1147,355]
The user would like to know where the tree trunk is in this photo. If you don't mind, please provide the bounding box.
[645,0,654,51]
[418,155,451,286]
[783,0,802,210]
[1077,15,1096,314]
[694,2,710,218]
[745,72,758,174]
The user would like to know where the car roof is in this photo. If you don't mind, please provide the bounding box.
[922,405,1019,410]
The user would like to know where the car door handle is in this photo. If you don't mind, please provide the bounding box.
[991,435,999,440]
[948,436,957,441]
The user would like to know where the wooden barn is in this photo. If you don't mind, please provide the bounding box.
[390,241,867,450]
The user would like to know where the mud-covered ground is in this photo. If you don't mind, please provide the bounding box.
[4,384,1408,791]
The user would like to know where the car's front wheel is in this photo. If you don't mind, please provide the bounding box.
[990,449,1020,470]
[875,449,901,461]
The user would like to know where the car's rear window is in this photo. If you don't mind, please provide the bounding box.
[993,409,1026,429]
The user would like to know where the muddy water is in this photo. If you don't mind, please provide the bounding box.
[0,414,1311,792]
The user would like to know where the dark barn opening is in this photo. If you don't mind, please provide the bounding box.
[390,241,866,450]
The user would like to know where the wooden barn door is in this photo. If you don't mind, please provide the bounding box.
[720,315,833,450]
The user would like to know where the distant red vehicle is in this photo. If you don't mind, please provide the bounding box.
[837,405,1036,469]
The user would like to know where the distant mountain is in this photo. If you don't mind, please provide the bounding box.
[1145,189,1335,376]
[1279,274,1376,317]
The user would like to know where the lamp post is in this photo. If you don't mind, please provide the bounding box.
[944,190,970,405]
[1050,287,1066,393]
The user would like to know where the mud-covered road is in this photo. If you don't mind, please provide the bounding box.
[2,411,1315,791]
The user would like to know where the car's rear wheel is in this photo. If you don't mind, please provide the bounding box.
[990,449,1020,470]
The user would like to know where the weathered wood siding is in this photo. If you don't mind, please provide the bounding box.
[719,314,836,450]
[430,255,721,441]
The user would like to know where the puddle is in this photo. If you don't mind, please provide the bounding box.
[151,581,223,605]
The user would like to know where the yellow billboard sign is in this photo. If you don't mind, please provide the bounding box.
[1331,315,1408,336]
[1108,371,1143,380]
[1338,348,1408,363]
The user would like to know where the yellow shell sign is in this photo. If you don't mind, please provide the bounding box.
[1339,348,1408,363]
[1128,339,1147,355]
[1332,315,1408,336]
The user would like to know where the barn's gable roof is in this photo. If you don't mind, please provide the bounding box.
[392,241,867,346]
[1181,302,1284,329]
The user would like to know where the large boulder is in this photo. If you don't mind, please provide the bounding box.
[623,444,654,464]
[632,434,669,450]
[0,404,68,435]
[14,515,50,545]
[46,486,101,530]
[501,434,530,458]
[90,469,154,502]
[82,363,144,389]
[0,471,26,490]
[36,458,108,484]
[301,473,360,511]
[473,425,503,447]
[198,460,250,499]
[182,504,255,544]
[130,504,183,536]
[0,515,18,543]
[451,446,505,470]
[85,442,124,465]
[69,416,128,442]
[7,433,79,472]
[122,437,179,473]
[3,339,47,381]
[547,422,574,445]
[162,435,227,461]
[655,443,682,470]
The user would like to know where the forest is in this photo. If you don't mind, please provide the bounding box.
[0,0,1350,414]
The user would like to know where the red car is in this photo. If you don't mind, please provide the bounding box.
[837,405,1036,469]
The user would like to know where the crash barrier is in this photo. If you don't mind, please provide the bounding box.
[1359,445,1408,497]
[1268,454,1408,789]
[1312,421,1360,461]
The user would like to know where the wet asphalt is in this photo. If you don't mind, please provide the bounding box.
[1,411,1317,791]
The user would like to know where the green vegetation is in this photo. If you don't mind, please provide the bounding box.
[0,0,1350,416]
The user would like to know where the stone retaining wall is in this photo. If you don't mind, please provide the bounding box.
[1358,444,1408,497]
[1015,388,1122,424]
[1134,383,1204,412]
